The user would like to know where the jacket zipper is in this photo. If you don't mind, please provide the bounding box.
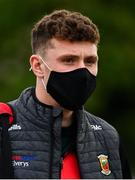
[59,156,64,178]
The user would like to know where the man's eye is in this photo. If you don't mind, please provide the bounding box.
[85,59,96,66]
[63,58,74,64]
[85,60,93,66]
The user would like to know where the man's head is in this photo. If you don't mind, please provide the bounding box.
[31,9,100,55]
[30,9,100,109]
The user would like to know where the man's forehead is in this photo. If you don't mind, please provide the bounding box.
[46,38,97,55]
[49,38,97,47]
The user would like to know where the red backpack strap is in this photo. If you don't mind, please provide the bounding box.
[0,103,14,125]
[0,103,15,178]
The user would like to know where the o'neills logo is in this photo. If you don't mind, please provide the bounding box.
[8,124,21,131]
[98,154,111,175]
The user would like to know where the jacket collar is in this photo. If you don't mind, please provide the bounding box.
[15,87,63,129]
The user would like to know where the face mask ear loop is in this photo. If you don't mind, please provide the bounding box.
[38,55,52,91]
[38,55,52,71]
[29,55,52,72]
[41,78,47,90]
[29,67,32,71]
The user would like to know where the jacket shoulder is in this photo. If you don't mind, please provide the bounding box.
[83,110,119,140]
[84,110,116,130]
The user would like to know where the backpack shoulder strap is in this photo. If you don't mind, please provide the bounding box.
[0,103,14,125]
[0,103,15,178]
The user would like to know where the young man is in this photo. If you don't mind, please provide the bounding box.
[0,9,131,178]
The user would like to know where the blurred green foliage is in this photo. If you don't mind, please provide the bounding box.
[0,0,135,175]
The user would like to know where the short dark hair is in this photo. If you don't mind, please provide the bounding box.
[31,9,100,54]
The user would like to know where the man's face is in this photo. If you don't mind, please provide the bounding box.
[42,38,98,76]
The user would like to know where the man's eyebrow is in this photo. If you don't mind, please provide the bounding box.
[57,54,80,60]
[84,55,99,61]
[57,54,98,61]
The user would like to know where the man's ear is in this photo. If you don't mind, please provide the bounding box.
[29,55,44,77]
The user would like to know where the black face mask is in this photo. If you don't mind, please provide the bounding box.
[42,67,96,110]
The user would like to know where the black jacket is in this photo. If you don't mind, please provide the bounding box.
[0,87,131,178]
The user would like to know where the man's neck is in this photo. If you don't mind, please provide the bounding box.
[36,80,74,127]
[62,110,74,127]
[36,80,59,107]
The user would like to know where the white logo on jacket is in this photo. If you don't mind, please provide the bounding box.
[8,124,21,131]
[91,124,102,130]
[12,160,29,167]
